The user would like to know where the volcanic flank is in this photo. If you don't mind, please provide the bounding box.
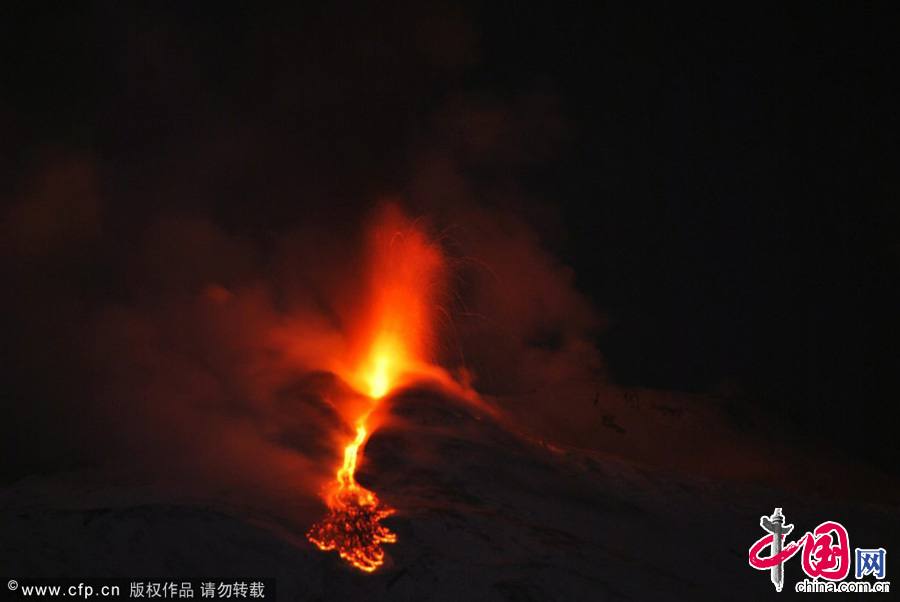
[4,382,900,600]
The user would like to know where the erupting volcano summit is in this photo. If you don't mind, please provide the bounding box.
[305,205,457,572]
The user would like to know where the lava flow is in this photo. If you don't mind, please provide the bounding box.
[306,205,448,572]
[305,420,397,572]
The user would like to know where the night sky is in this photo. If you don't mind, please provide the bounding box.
[1,3,898,478]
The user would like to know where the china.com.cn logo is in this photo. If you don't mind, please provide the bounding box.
[748,507,889,593]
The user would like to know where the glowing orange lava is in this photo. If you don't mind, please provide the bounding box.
[306,421,397,572]
[306,205,447,572]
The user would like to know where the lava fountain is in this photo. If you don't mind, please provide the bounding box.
[306,204,450,572]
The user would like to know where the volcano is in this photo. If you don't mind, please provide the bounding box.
[2,204,896,600]
[3,383,898,600]
[3,3,898,600]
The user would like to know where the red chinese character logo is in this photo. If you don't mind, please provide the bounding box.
[800,521,850,580]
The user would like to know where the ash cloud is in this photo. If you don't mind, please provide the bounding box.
[404,94,606,395]
[0,4,608,516]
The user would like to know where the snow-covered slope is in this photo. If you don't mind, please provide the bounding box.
[3,389,898,600]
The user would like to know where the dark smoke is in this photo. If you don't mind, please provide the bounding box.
[0,8,602,512]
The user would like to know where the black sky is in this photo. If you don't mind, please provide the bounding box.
[1,3,898,475]
[471,3,899,464]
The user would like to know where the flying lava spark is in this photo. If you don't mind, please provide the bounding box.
[306,205,450,572]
